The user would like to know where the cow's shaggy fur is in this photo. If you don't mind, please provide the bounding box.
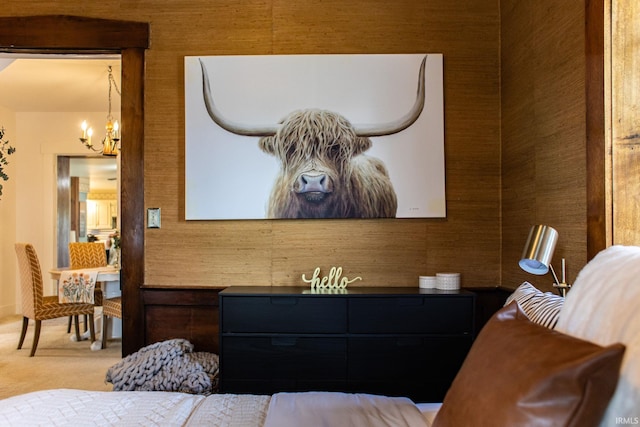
[259,109,397,218]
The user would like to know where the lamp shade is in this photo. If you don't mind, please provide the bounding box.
[519,225,558,275]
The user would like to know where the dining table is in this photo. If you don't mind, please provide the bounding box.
[49,265,121,284]
[49,266,122,350]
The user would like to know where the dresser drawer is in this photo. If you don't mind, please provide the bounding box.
[221,336,347,380]
[349,296,474,334]
[219,287,476,401]
[348,336,472,402]
[348,336,472,380]
[221,296,347,333]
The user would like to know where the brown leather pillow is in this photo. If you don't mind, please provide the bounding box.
[432,301,625,427]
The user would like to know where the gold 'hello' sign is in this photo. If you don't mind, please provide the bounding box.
[302,266,362,290]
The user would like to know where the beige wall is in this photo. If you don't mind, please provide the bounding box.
[3,111,111,314]
[1,0,594,296]
[0,106,17,316]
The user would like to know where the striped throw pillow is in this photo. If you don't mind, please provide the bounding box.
[505,281,564,329]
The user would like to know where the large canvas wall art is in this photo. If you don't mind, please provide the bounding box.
[185,54,445,220]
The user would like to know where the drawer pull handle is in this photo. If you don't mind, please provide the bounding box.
[271,337,298,346]
[271,297,298,305]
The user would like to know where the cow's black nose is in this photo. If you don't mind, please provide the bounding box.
[297,173,329,193]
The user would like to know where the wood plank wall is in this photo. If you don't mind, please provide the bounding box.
[611,0,640,245]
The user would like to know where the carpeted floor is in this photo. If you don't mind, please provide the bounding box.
[0,314,123,400]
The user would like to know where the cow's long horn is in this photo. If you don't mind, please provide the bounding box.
[200,60,279,137]
[352,55,427,137]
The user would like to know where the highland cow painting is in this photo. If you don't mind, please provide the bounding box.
[185,54,445,220]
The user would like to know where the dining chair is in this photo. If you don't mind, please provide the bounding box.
[68,242,108,270]
[15,243,96,357]
[67,242,107,333]
[101,296,122,348]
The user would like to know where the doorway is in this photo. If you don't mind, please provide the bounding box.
[57,156,119,267]
[0,15,148,356]
[0,55,122,273]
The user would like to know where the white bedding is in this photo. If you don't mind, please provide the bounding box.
[185,393,270,427]
[0,389,435,427]
[415,402,442,426]
[0,389,205,427]
[263,391,430,427]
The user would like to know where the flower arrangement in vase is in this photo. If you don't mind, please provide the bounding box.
[108,230,121,267]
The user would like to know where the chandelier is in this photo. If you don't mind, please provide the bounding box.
[79,65,121,156]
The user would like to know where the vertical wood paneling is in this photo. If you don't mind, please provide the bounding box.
[611,0,640,246]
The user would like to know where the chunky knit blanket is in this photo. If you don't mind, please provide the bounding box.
[105,339,219,395]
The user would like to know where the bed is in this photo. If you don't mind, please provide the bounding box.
[1,245,638,427]
[0,389,439,426]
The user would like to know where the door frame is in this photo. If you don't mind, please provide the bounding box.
[0,15,148,355]
[586,0,607,259]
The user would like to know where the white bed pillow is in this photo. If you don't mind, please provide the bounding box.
[504,281,564,328]
[555,245,640,427]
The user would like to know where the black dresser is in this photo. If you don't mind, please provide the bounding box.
[219,286,475,402]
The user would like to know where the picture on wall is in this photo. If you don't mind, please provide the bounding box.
[185,53,445,220]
